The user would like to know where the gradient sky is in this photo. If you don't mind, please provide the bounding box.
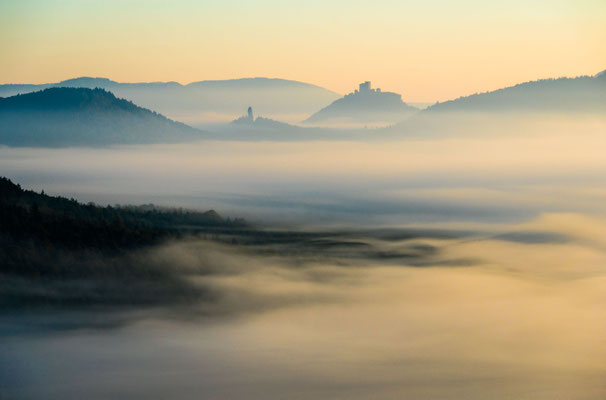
[1,0,605,101]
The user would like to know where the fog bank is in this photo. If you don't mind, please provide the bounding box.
[2,213,606,399]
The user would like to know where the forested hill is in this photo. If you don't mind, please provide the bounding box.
[0,87,205,146]
[0,177,246,308]
[424,72,606,113]
[0,176,245,253]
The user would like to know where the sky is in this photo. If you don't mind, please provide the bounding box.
[1,0,605,102]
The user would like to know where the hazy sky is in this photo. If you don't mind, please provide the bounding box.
[1,0,605,101]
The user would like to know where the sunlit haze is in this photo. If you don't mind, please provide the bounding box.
[1,1,605,399]
[1,0,605,101]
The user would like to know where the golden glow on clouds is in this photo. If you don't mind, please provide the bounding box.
[1,0,605,100]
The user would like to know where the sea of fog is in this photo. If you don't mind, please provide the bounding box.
[2,119,606,399]
[2,116,606,226]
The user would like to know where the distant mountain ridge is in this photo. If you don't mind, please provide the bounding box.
[0,76,335,94]
[0,87,204,146]
[0,77,340,125]
[425,72,606,113]
[381,71,606,138]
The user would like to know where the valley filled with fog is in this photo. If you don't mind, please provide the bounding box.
[2,114,605,225]
[3,0,605,398]
[2,114,606,399]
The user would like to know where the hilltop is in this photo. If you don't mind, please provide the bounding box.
[0,87,204,146]
[304,81,419,127]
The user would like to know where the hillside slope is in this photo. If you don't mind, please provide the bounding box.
[380,71,606,138]
[425,72,606,113]
[304,82,418,127]
[0,87,204,146]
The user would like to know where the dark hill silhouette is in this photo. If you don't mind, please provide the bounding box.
[0,87,204,146]
[0,176,243,253]
[304,81,418,127]
[0,176,246,308]
[0,77,340,125]
[425,72,606,113]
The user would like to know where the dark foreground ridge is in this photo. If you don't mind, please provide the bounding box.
[0,176,245,309]
[0,177,559,324]
[0,176,245,252]
[0,176,467,314]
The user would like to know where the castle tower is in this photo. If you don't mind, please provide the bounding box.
[247,106,254,121]
[359,81,371,94]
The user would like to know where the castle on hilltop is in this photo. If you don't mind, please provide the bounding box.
[345,81,403,102]
[356,81,381,94]
[303,80,416,125]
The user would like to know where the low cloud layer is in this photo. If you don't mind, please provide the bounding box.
[1,114,605,225]
[2,115,606,399]
[3,213,606,399]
